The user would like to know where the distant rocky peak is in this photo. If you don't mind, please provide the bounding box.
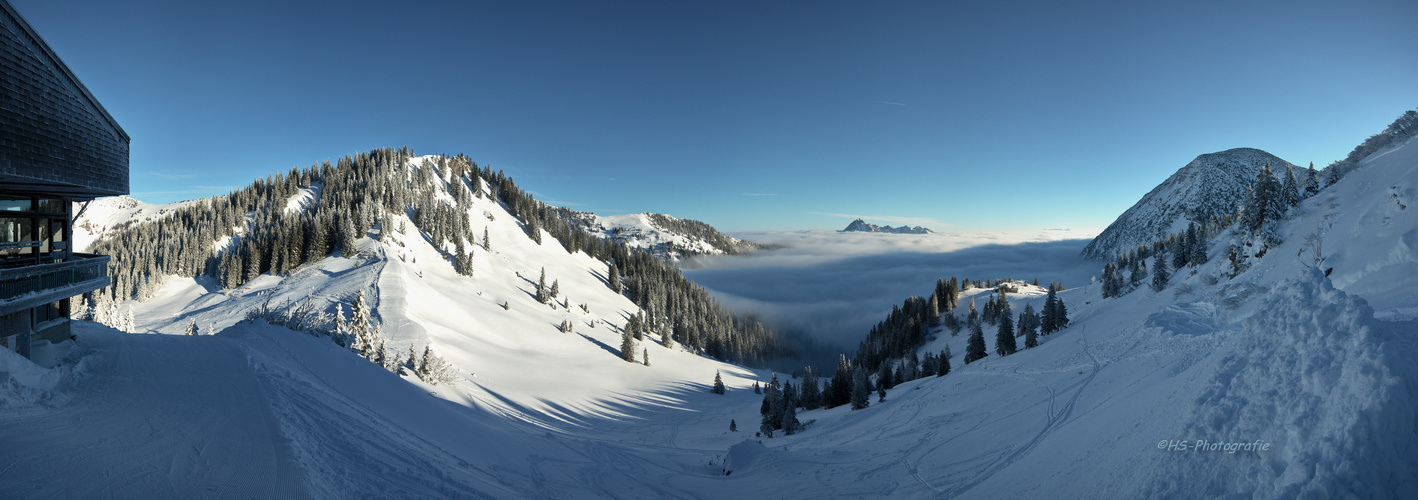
[841,218,933,234]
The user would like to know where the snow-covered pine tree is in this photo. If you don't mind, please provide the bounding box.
[1282,165,1301,208]
[536,267,549,304]
[482,227,490,251]
[643,348,649,366]
[351,291,375,356]
[419,345,435,379]
[712,371,726,394]
[620,330,636,362]
[333,303,349,347]
[1187,222,1205,266]
[937,349,951,376]
[965,320,987,364]
[1304,162,1320,198]
[1151,252,1170,292]
[1242,162,1287,235]
[338,214,357,256]
[607,262,622,294]
[185,318,198,336]
[549,279,560,300]
[1041,287,1060,335]
[781,396,801,434]
[371,338,386,367]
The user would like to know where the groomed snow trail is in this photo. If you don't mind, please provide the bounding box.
[0,326,306,499]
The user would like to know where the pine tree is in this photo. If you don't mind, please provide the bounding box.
[966,297,979,331]
[620,330,636,362]
[994,298,1016,356]
[339,215,358,256]
[801,367,821,410]
[536,267,549,304]
[965,320,988,364]
[1041,287,1060,335]
[730,419,737,432]
[482,227,490,251]
[419,345,435,379]
[333,303,349,347]
[937,349,951,376]
[877,384,887,403]
[850,367,871,410]
[1242,162,1286,235]
[184,318,198,336]
[1151,252,1171,292]
[643,348,650,366]
[1282,165,1301,208]
[351,291,375,356]
[828,354,853,408]
[607,262,622,293]
[712,371,727,394]
[1303,162,1320,198]
[1022,307,1038,349]
[1187,222,1206,266]
[877,361,894,390]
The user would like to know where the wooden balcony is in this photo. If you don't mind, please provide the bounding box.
[0,253,110,317]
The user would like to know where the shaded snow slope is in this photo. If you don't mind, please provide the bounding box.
[1082,148,1298,260]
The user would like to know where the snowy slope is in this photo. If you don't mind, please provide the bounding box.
[72,195,204,252]
[1082,148,1299,260]
[5,132,1415,498]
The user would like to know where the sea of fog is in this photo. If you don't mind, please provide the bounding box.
[681,230,1101,359]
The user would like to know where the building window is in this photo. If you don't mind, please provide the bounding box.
[1,217,34,257]
[0,196,32,212]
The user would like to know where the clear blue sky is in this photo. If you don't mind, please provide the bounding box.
[14,0,1417,232]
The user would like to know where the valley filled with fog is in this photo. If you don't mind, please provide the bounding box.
[683,230,1099,350]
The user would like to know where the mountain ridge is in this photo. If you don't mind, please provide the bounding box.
[1081,147,1299,260]
[841,218,934,234]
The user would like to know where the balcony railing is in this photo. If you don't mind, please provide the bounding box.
[0,253,110,317]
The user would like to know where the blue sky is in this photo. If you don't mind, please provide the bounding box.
[15,0,1418,232]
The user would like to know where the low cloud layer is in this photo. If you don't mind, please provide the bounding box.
[682,231,1100,351]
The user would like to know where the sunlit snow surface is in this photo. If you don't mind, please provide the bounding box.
[4,140,1417,498]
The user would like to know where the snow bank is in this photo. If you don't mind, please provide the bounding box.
[721,439,769,476]
[0,345,64,406]
[1146,268,1418,498]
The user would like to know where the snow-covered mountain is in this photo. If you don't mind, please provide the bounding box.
[1081,148,1298,260]
[573,212,762,261]
[5,113,1417,499]
[841,218,934,234]
[71,195,202,253]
